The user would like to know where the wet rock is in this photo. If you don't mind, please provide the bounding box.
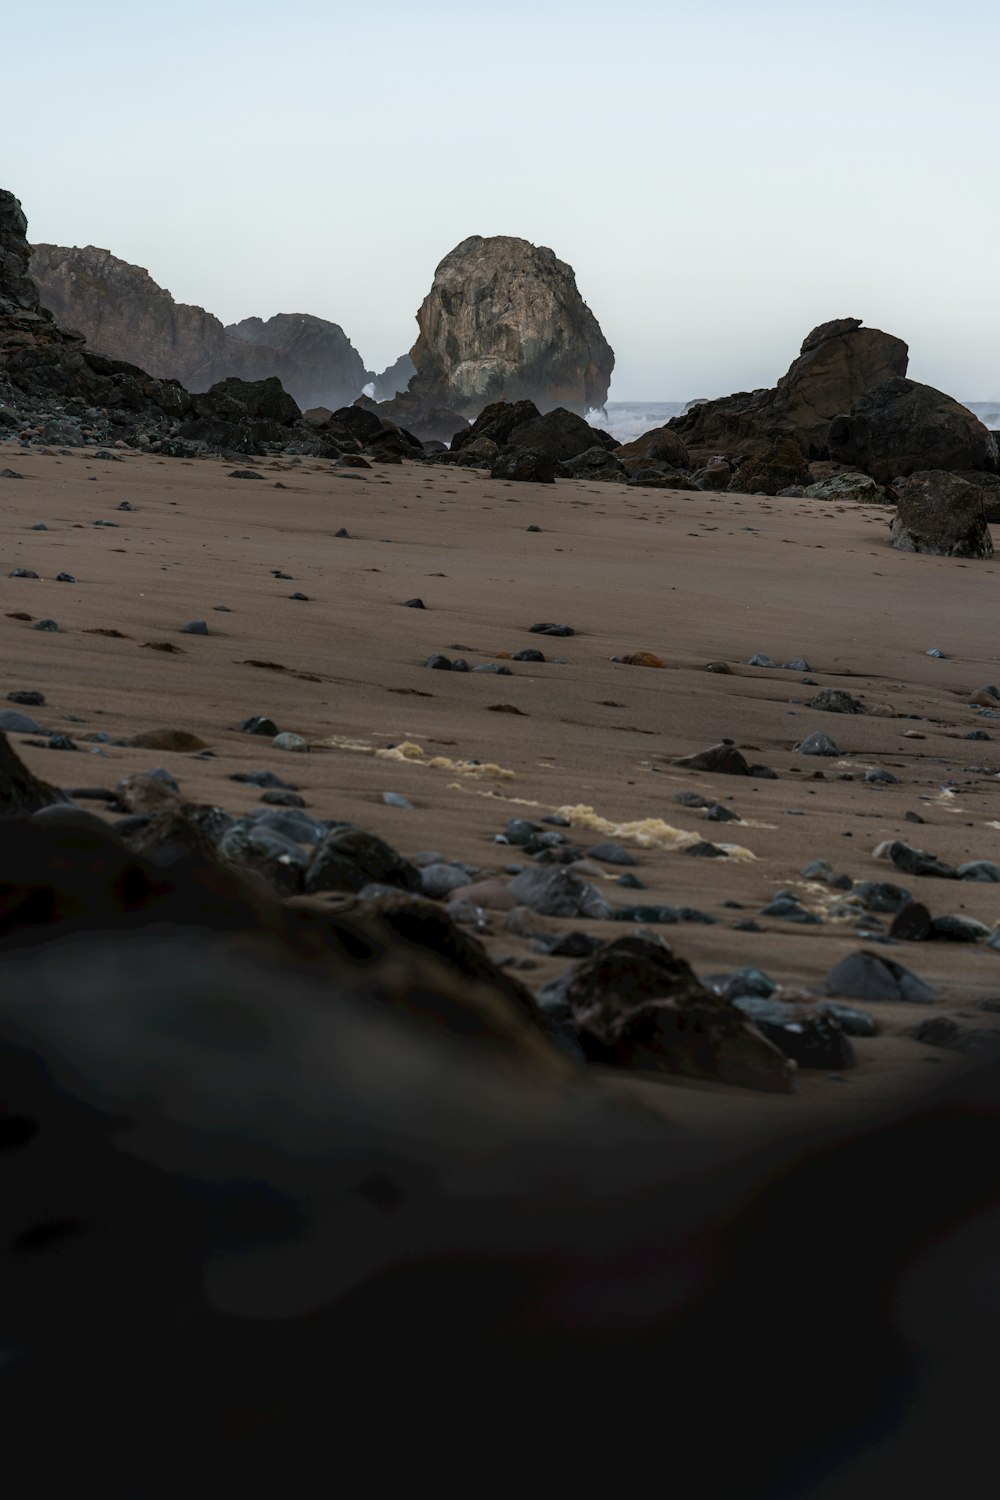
[541,935,794,1092]
[885,841,958,880]
[888,901,933,941]
[272,732,308,753]
[854,881,913,913]
[382,792,413,809]
[304,828,421,896]
[797,732,840,756]
[506,865,611,920]
[929,915,990,943]
[910,1017,1000,1055]
[31,618,58,632]
[815,1001,878,1037]
[731,996,856,1070]
[957,860,1000,882]
[674,740,751,776]
[420,864,473,900]
[808,688,864,714]
[826,950,935,1003]
[424,654,455,670]
[586,842,637,866]
[704,803,740,823]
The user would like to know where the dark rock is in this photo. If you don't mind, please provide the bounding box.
[669,318,909,461]
[228,469,264,480]
[797,732,840,756]
[704,803,740,822]
[0,710,41,732]
[888,901,933,941]
[402,598,425,609]
[55,572,75,583]
[529,622,574,637]
[887,841,958,880]
[929,915,989,943]
[855,881,913,914]
[910,1017,1000,1055]
[6,690,44,705]
[304,828,421,896]
[815,1001,878,1037]
[502,408,618,462]
[424,654,454,671]
[559,446,626,482]
[259,789,306,808]
[490,447,558,484]
[542,935,794,1092]
[0,732,72,817]
[240,716,279,736]
[31,619,58,632]
[729,439,811,496]
[586,842,637,867]
[829,378,998,481]
[809,688,864,714]
[615,425,690,474]
[889,471,993,560]
[864,769,899,785]
[180,620,208,635]
[826,950,935,1003]
[506,865,611,920]
[229,769,294,788]
[731,996,856,1070]
[674,741,750,776]
[511,648,545,662]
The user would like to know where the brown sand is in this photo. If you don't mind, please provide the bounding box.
[4,445,1000,1133]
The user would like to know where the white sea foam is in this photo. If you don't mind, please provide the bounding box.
[586,402,687,443]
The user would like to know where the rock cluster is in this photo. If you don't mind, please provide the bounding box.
[31,243,371,410]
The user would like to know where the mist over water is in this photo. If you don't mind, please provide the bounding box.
[587,402,687,443]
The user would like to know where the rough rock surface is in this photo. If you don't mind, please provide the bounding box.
[369,353,416,401]
[615,424,690,474]
[890,471,994,559]
[667,318,908,460]
[405,234,614,418]
[828,376,1000,481]
[31,244,370,409]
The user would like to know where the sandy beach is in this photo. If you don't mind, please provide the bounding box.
[4,445,1000,1133]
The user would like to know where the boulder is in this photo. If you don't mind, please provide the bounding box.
[828,377,999,482]
[0,732,71,818]
[490,447,558,483]
[304,828,421,896]
[804,472,887,503]
[668,317,908,460]
[450,398,542,452]
[615,424,690,474]
[356,389,464,446]
[177,375,301,453]
[405,234,614,418]
[890,471,994,560]
[500,406,618,462]
[728,439,811,495]
[559,446,627,481]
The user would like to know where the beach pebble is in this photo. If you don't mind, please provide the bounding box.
[30,523,47,530]
[180,620,208,635]
[382,792,413,809]
[808,688,863,714]
[260,789,306,808]
[759,894,822,923]
[705,661,732,673]
[457,878,516,911]
[797,732,840,756]
[229,469,264,479]
[402,598,425,609]
[746,653,776,667]
[248,808,325,844]
[31,619,59,632]
[685,840,726,858]
[10,568,38,578]
[272,732,308,753]
[507,865,611,920]
[230,768,294,788]
[55,572,76,583]
[420,864,473,899]
[926,647,947,658]
[586,842,638,866]
[529,622,575,637]
[888,901,933,941]
[930,914,990,943]
[335,528,351,538]
[512,648,545,662]
[712,966,778,1000]
[617,872,646,889]
[783,658,812,672]
[240,716,279,736]
[289,592,309,601]
[854,880,912,913]
[956,860,1000,881]
[6,690,45,705]
[864,768,898,784]
[704,803,740,822]
[0,468,23,479]
[826,950,935,1003]
[424,654,454,671]
[815,1001,878,1037]
[910,1017,1000,1055]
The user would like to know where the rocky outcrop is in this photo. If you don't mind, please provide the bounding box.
[225,313,369,410]
[405,235,614,418]
[615,424,690,474]
[369,352,416,401]
[828,376,1000,482]
[31,244,370,408]
[668,318,909,461]
[890,471,994,558]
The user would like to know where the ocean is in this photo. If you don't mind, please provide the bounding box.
[591,399,1000,444]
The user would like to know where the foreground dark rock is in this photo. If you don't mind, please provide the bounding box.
[668,318,908,461]
[889,471,994,559]
[404,234,614,418]
[0,731,71,816]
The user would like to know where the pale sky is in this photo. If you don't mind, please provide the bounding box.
[7,0,999,400]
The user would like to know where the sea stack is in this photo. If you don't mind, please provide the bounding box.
[405,234,614,419]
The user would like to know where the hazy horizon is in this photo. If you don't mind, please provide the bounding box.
[8,0,999,403]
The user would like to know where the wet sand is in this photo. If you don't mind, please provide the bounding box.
[4,445,1000,1133]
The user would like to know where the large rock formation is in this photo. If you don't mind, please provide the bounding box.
[668,318,909,460]
[828,376,1000,481]
[369,352,416,401]
[405,235,614,419]
[889,471,994,558]
[225,313,370,410]
[30,244,370,408]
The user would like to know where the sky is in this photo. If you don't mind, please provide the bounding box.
[6,0,999,401]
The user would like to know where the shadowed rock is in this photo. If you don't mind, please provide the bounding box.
[0,732,71,818]
[890,471,994,559]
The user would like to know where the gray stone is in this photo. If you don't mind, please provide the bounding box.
[797,732,840,756]
[826,950,935,1004]
[272,732,308,752]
